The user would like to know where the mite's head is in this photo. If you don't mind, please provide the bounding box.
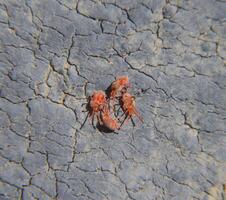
[122,92,135,103]
[117,76,129,86]
[92,90,106,102]
[99,104,109,113]
[93,90,105,96]
[122,92,131,99]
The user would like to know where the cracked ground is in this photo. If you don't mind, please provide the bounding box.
[0,0,226,199]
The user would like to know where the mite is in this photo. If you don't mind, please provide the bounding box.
[100,105,120,131]
[120,92,143,125]
[109,76,130,99]
[87,90,107,125]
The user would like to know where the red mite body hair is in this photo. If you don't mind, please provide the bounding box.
[100,106,120,130]
[83,76,142,130]
[89,90,106,117]
[121,92,143,123]
[110,76,129,98]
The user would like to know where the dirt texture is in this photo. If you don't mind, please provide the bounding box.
[0,0,226,200]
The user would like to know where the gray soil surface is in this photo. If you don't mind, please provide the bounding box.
[0,0,226,200]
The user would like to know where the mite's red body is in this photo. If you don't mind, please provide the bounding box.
[121,92,143,123]
[110,76,130,99]
[88,90,106,120]
[83,75,142,131]
[100,106,120,131]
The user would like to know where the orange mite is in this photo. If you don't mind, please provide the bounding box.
[100,105,120,131]
[110,76,130,99]
[120,92,143,125]
[88,90,107,123]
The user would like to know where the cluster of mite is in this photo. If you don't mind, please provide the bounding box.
[82,76,143,132]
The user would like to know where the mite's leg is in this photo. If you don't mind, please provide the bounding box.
[119,114,131,128]
[113,130,119,134]
[81,102,87,107]
[80,112,89,129]
[81,96,90,107]
[108,97,118,114]
[81,103,89,113]
[134,109,144,123]
[118,110,127,122]
[81,96,91,112]
[91,113,96,129]
[115,105,122,117]
[131,118,136,128]
[123,115,131,126]
[97,112,103,126]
